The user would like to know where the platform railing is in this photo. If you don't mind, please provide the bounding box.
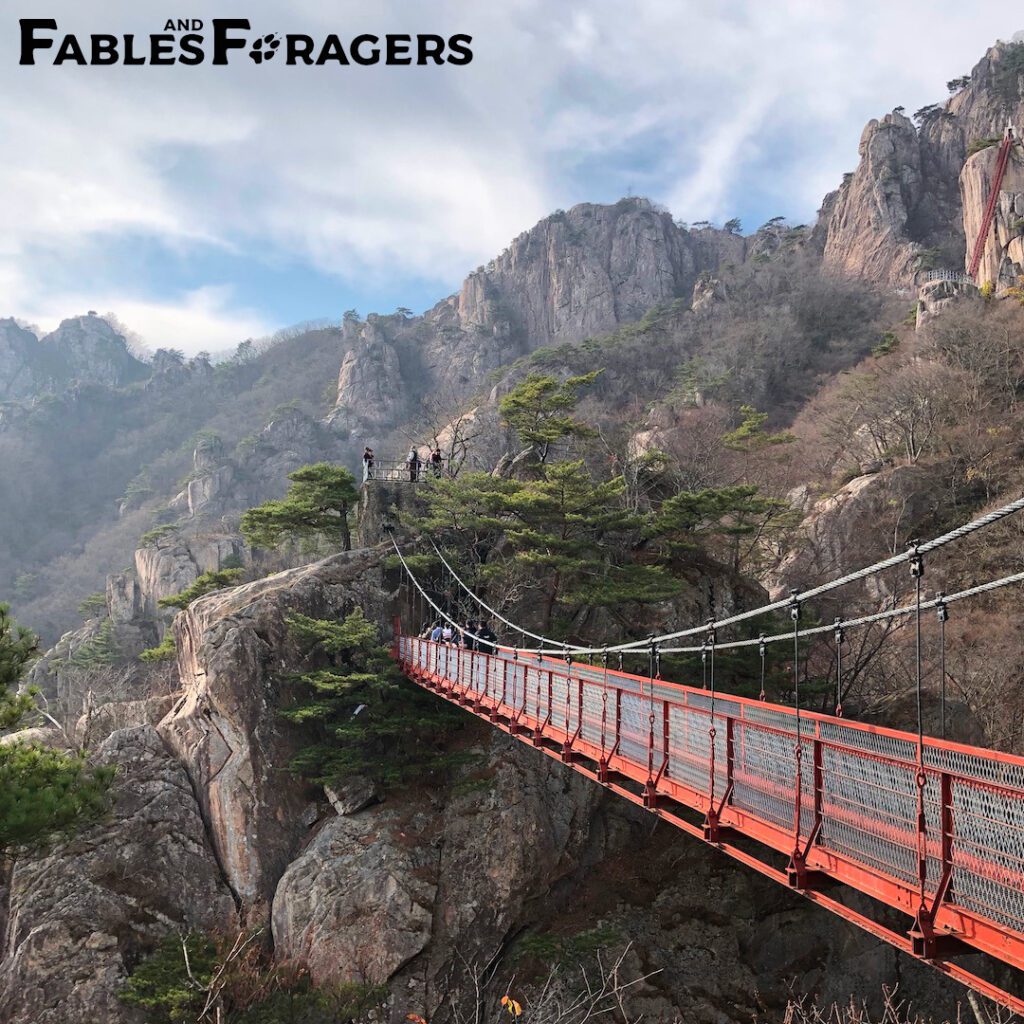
[923,269,977,285]
[362,456,450,483]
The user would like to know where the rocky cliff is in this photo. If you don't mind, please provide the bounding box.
[818,41,1024,287]
[328,199,744,444]
[0,321,47,402]
[39,316,148,390]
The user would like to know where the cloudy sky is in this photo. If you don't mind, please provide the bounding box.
[0,2,1018,354]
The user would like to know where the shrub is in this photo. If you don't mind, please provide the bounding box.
[120,931,387,1024]
[872,332,900,357]
[158,569,243,610]
[967,136,1002,157]
[140,634,177,663]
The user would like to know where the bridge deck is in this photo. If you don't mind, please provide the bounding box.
[395,635,1024,1012]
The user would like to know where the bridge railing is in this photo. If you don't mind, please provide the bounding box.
[396,635,1024,975]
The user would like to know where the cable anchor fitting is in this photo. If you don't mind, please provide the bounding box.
[909,541,924,580]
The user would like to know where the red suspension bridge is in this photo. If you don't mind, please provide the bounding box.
[383,495,1024,1013]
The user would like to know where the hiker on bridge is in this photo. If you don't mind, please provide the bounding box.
[477,620,497,654]
[362,446,375,480]
[430,445,443,478]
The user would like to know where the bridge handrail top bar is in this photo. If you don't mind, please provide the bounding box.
[405,635,1024,776]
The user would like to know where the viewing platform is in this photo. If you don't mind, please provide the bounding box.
[362,455,451,484]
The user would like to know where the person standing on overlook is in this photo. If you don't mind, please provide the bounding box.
[406,446,420,482]
[362,446,375,480]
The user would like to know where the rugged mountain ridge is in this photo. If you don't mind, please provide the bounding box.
[819,41,1024,287]
[0,314,146,400]
[328,199,744,442]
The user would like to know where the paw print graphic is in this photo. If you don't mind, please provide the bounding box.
[249,34,281,64]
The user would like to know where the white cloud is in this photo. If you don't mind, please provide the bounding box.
[22,284,272,355]
[0,1,1016,353]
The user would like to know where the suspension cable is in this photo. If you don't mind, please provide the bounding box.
[834,618,845,718]
[910,543,928,908]
[412,494,1024,659]
[387,532,1024,659]
[428,538,591,652]
[548,492,1024,656]
[758,635,767,701]
[791,591,803,850]
[657,570,1024,654]
[707,619,718,805]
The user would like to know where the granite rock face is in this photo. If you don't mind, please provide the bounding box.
[0,726,236,1024]
[38,315,148,389]
[819,43,1024,287]
[0,319,45,401]
[820,111,928,286]
[960,138,1024,288]
[134,533,245,624]
[272,737,602,1012]
[158,547,388,913]
[328,199,740,444]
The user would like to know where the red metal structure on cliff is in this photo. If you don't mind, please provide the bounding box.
[967,124,1019,281]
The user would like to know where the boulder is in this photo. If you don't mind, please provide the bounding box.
[272,735,605,1012]
[0,726,236,1024]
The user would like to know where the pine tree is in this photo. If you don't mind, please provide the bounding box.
[647,484,795,571]
[158,569,244,610]
[282,609,461,788]
[416,461,677,632]
[0,603,113,849]
[240,463,358,553]
[499,371,601,462]
[502,460,676,629]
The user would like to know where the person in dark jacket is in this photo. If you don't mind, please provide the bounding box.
[476,621,497,654]
[362,446,375,480]
[430,446,443,478]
